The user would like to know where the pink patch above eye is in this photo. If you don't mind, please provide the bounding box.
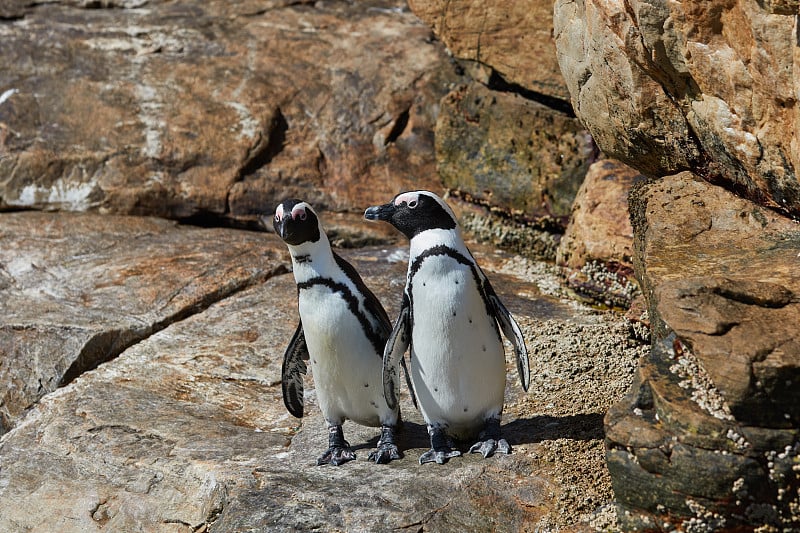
[291,206,307,220]
[275,204,285,219]
[395,192,418,206]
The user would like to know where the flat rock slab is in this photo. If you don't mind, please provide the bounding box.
[0,216,647,531]
[0,212,287,433]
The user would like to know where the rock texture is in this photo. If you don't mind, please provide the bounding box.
[436,82,596,220]
[553,1,800,527]
[408,0,596,224]
[0,212,648,532]
[553,0,800,218]
[0,212,286,435]
[557,159,645,309]
[407,0,570,101]
[606,172,800,531]
[0,1,459,221]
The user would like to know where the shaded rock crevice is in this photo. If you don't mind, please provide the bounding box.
[485,68,575,118]
[236,107,289,183]
[59,262,290,389]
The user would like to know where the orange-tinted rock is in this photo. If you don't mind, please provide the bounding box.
[554,0,800,217]
[557,159,645,308]
[408,0,570,101]
[607,172,800,530]
[0,1,460,221]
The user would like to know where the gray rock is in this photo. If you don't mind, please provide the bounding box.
[0,212,286,434]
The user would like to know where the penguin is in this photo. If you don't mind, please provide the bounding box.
[270,199,402,465]
[364,190,530,465]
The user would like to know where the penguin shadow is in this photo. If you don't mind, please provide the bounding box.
[502,413,605,446]
[354,420,431,458]
[352,415,605,460]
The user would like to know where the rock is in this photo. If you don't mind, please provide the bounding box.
[606,172,800,530]
[449,196,562,261]
[408,0,596,226]
[0,212,648,531]
[407,0,571,101]
[557,159,645,309]
[0,212,286,434]
[0,1,460,222]
[435,82,597,221]
[553,0,800,218]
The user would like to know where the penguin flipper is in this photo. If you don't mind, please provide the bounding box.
[400,356,418,410]
[383,296,411,411]
[485,283,531,392]
[282,321,309,418]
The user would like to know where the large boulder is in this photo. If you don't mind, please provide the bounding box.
[606,172,800,530]
[553,0,800,218]
[407,0,570,101]
[0,1,460,221]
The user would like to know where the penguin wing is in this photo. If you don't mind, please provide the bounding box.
[281,321,309,418]
[333,252,392,343]
[484,279,531,392]
[383,296,412,411]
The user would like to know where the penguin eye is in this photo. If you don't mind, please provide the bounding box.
[299,211,307,220]
[408,200,418,209]
[274,213,280,222]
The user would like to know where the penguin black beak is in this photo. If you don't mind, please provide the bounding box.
[272,214,287,240]
[364,202,395,222]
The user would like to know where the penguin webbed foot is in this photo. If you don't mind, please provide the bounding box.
[419,447,462,465]
[468,417,511,458]
[368,425,401,464]
[420,424,461,465]
[316,445,356,466]
[368,442,401,464]
[317,424,356,466]
[468,437,511,458]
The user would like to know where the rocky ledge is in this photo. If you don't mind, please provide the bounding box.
[0,211,648,532]
[607,172,800,531]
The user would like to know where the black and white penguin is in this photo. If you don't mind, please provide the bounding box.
[270,199,401,465]
[365,191,530,465]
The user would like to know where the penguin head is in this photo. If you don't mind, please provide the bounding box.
[364,191,457,239]
[269,199,321,246]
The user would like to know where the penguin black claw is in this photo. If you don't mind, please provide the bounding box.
[317,446,357,466]
[468,438,511,458]
[420,424,461,465]
[317,425,356,466]
[468,417,510,458]
[368,443,401,464]
[368,425,402,464]
[419,448,462,465]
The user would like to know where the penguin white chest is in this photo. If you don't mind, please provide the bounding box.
[297,284,389,427]
[408,256,506,437]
